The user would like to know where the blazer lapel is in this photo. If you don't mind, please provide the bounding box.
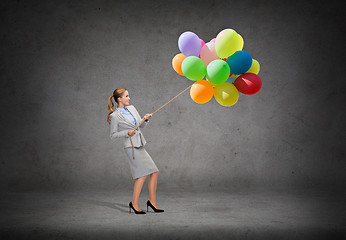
[115,108,136,127]
[126,106,139,126]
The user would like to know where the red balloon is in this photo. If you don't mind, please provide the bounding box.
[234,73,262,95]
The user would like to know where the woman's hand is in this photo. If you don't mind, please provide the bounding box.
[128,130,136,136]
[144,114,152,121]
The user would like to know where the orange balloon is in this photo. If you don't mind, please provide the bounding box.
[172,53,187,76]
[190,80,214,104]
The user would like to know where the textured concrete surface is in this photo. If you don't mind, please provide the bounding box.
[1,0,345,192]
[1,188,345,239]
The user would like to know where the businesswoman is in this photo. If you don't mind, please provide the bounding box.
[107,88,164,214]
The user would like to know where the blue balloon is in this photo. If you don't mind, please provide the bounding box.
[226,51,252,75]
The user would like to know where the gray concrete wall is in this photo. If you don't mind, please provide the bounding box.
[1,0,345,192]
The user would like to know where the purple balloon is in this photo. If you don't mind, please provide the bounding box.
[178,31,201,57]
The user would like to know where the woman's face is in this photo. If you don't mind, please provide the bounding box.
[118,90,130,106]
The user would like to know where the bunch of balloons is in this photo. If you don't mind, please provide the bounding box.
[172,29,262,106]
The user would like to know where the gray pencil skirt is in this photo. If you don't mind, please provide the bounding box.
[124,146,159,180]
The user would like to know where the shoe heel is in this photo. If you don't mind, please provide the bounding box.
[147,200,164,213]
[129,201,146,214]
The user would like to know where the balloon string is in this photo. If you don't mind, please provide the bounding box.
[130,83,192,159]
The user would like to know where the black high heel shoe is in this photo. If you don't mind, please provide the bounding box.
[147,200,164,213]
[129,202,146,214]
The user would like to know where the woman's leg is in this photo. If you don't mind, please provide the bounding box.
[148,171,159,208]
[132,175,146,211]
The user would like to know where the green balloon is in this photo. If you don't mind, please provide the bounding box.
[181,56,206,81]
[206,59,230,85]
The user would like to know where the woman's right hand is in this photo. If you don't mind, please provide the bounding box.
[128,130,136,136]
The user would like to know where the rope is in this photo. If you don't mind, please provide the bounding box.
[130,84,192,159]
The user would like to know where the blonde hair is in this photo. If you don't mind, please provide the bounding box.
[107,88,127,125]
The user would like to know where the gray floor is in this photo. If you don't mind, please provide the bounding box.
[1,187,345,240]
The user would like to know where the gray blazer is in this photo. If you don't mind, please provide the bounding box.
[109,105,149,148]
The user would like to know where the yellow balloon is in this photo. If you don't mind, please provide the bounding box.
[236,34,244,51]
[215,29,240,59]
[246,59,260,74]
[214,82,239,106]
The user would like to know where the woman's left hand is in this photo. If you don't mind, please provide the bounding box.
[144,114,152,121]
